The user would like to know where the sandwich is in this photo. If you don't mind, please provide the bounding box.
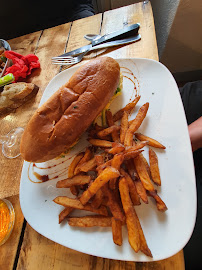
[20,56,120,163]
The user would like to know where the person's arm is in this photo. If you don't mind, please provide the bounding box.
[188,116,202,152]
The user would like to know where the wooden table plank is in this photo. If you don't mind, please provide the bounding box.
[100,2,158,61]
[16,224,184,270]
[0,195,24,270]
[0,23,71,199]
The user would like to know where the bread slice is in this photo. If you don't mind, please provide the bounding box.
[0,82,38,114]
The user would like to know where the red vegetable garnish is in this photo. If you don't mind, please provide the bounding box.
[4,51,40,82]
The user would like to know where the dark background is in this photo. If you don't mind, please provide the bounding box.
[1,0,95,40]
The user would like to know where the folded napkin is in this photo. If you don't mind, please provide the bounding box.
[4,51,40,82]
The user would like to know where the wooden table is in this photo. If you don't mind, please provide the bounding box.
[0,2,185,269]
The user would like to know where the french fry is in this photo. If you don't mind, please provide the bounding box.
[95,154,104,167]
[133,154,155,192]
[70,186,79,196]
[68,152,84,178]
[74,147,93,174]
[135,210,153,257]
[141,154,152,179]
[120,111,129,144]
[56,175,91,188]
[125,141,148,152]
[88,138,113,148]
[125,160,148,204]
[91,189,104,209]
[97,125,120,138]
[53,196,108,216]
[59,207,74,224]
[68,216,112,227]
[135,133,166,149]
[149,148,161,186]
[106,110,120,142]
[107,142,125,155]
[113,96,141,122]
[124,103,149,146]
[147,190,167,212]
[112,217,123,246]
[120,168,141,206]
[96,160,112,173]
[109,154,124,189]
[77,157,97,172]
[123,149,144,160]
[80,167,120,205]
[102,184,125,222]
[119,177,140,253]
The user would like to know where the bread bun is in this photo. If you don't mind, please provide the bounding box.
[20,57,120,163]
[0,82,38,114]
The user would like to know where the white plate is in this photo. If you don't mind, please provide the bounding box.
[20,58,196,262]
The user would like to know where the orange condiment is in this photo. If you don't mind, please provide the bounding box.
[0,200,10,243]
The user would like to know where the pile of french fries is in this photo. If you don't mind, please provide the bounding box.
[53,96,167,257]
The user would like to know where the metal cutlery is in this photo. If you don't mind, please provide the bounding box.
[52,23,140,59]
[52,34,141,66]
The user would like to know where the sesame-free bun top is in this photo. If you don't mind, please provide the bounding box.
[20,57,120,162]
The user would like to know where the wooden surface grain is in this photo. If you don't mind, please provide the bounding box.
[0,195,24,270]
[0,2,185,269]
[17,224,185,270]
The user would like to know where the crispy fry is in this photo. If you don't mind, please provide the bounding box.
[68,152,84,178]
[77,157,97,172]
[126,160,148,204]
[119,177,140,253]
[102,184,125,222]
[149,148,161,186]
[95,155,105,167]
[107,142,125,155]
[123,149,144,160]
[74,147,93,174]
[120,111,129,144]
[141,154,152,179]
[88,138,113,148]
[112,217,123,246]
[133,153,155,192]
[80,167,120,205]
[147,190,167,212]
[120,169,140,206]
[135,133,166,149]
[106,110,120,142]
[53,196,108,216]
[59,207,74,224]
[56,175,91,188]
[109,154,124,189]
[70,186,79,196]
[97,125,120,138]
[135,210,153,257]
[68,216,112,227]
[124,103,149,146]
[96,160,112,173]
[91,189,104,209]
[113,96,141,122]
[125,141,148,152]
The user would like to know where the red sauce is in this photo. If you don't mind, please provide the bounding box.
[120,66,139,99]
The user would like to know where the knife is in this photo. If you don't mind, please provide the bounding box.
[54,23,140,58]
[52,34,141,64]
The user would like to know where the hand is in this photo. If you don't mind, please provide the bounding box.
[188,116,202,152]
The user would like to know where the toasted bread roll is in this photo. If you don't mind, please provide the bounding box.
[20,57,120,162]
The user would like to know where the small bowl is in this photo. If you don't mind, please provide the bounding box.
[0,199,15,246]
[0,39,11,78]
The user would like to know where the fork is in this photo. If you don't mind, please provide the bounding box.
[51,51,88,66]
[52,34,141,66]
